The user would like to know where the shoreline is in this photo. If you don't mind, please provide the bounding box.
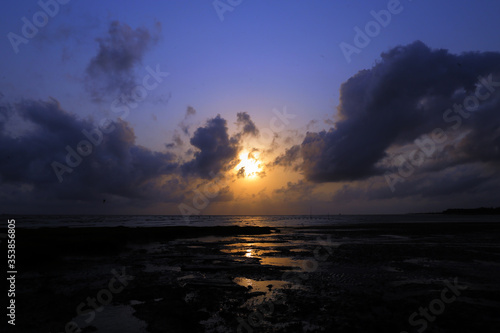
[7,221,500,332]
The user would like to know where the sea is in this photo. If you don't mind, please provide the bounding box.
[9,214,500,228]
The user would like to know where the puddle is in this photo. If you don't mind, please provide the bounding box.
[237,236,279,241]
[233,277,294,293]
[189,236,237,243]
[260,257,311,270]
[220,248,279,257]
[289,249,310,253]
[72,304,148,333]
[222,243,314,271]
[233,277,305,307]
[226,242,289,248]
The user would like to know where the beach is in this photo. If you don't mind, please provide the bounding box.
[4,2,500,332]
[6,218,500,332]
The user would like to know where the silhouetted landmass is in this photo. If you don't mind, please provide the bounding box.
[441,207,500,215]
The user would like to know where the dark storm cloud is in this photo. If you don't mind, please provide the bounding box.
[236,112,259,136]
[85,21,160,101]
[273,145,300,169]
[0,98,179,203]
[0,98,89,185]
[181,115,239,178]
[277,41,500,184]
[454,104,500,163]
[0,102,13,131]
[332,164,499,205]
[0,98,254,212]
[274,180,316,199]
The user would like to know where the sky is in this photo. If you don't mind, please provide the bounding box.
[1,0,500,215]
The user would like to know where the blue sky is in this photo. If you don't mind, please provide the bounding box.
[1,0,500,214]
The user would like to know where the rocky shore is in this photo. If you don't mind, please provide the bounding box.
[6,222,500,332]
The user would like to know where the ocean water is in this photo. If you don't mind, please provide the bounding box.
[10,214,500,228]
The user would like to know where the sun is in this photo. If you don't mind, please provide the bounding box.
[235,150,262,179]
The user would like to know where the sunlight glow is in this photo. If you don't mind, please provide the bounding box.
[235,151,262,179]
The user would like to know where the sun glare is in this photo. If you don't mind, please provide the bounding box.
[235,151,262,179]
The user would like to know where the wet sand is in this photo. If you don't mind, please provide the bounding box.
[8,222,500,332]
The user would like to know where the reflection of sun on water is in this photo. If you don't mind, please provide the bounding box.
[235,151,262,179]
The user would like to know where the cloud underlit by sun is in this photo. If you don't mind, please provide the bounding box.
[235,150,262,179]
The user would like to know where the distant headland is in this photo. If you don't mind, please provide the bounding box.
[440,207,500,215]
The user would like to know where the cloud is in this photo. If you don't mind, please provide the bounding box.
[186,106,196,117]
[273,144,300,169]
[165,106,197,150]
[236,167,246,178]
[0,102,13,131]
[331,163,499,205]
[0,99,256,213]
[236,112,259,136]
[0,98,179,205]
[85,21,160,101]
[166,134,184,149]
[274,180,316,201]
[180,106,197,135]
[181,115,239,178]
[278,41,500,188]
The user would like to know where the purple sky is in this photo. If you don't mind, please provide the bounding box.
[1,0,500,215]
